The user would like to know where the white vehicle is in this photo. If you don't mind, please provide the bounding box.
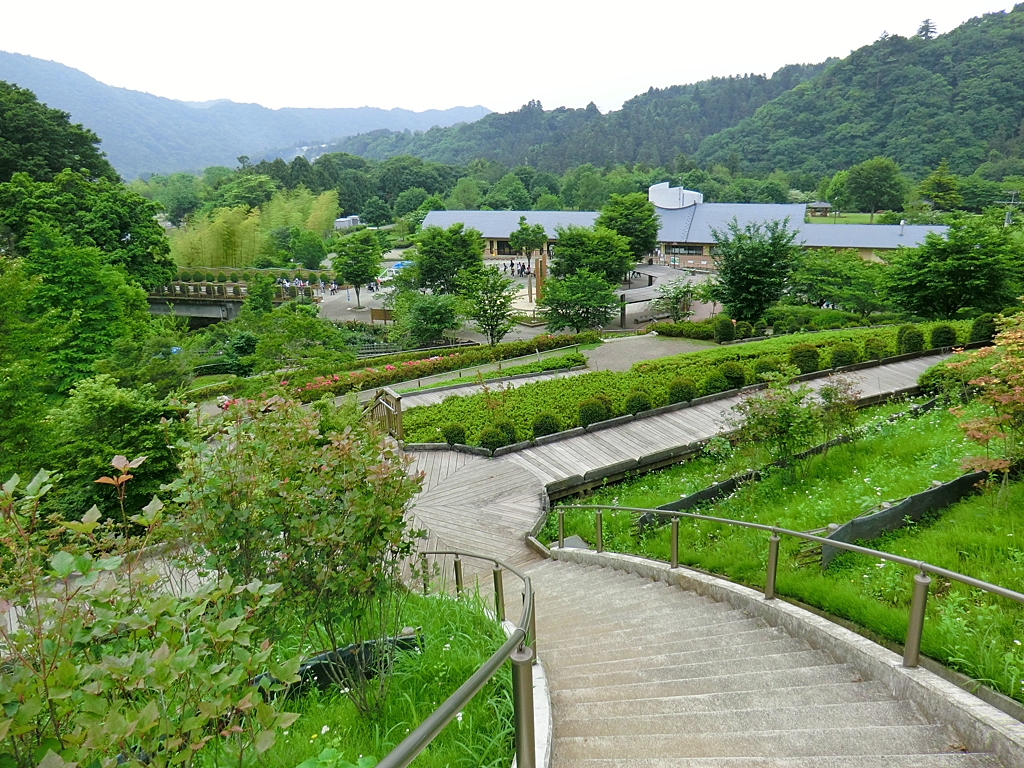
[377,261,410,284]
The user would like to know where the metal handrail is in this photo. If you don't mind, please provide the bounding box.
[559,503,1024,669]
[377,549,536,768]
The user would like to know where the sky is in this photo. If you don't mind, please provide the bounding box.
[0,0,1017,115]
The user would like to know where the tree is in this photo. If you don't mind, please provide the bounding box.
[652,278,695,322]
[540,269,620,333]
[0,169,174,288]
[243,273,275,315]
[917,18,937,40]
[246,302,354,375]
[824,170,852,213]
[845,157,908,221]
[207,173,279,210]
[334,228,382,308]
[595,192,659,261]
[459,266,520,345]
[886,213,1016,318]
[413,223,484,294]
[729,368,819,472]
[483,172,531,210]
[447,177,481,210]
[918,159,963,210]
[789,248,856,308]
[0,81,117,183]
[550,225,632,284]
[288,227,326,269]
[508,215,548,261]
[156,172,205,224]
[394,186,429,217]
[711,218,798,323]
[361,195,392,226]
[396,292,462,347]
[837,259,888,318]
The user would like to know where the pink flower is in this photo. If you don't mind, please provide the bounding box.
[385,364,396,371]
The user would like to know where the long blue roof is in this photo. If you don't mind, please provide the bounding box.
[421,210,598,238]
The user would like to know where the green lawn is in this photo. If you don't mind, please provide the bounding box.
[805,213,884,224]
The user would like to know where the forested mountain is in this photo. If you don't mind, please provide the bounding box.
[331,6,1024,180]
[0,51,490,179]
[331,63,831,172]
[697,7,1024,177]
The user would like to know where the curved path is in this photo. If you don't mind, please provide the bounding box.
[408,354,945,578]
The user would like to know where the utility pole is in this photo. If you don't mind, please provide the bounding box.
[997,191,1021,227]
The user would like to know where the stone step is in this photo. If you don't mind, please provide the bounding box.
[555,699,925,738]
[543,626,791,666]
[552,680,896,720]
[541,600,737,641]
[540,612,764,654]
[551,754,1002,768]
[549,664,860,704]
[551,724,958,761]
[547,649,834,691]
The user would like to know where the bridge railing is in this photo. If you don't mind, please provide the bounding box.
[557,503,1024,669]
[363,387,403,441]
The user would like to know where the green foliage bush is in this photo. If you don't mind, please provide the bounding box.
[624,391,652,415]
[532,411,562,438]
[667,376,698,404]
[930,324,958,349]
[494,419,517,445]
[969,313,996,343]
[753,319,767,336]
[734,321,754,339]
[786,317,801,334]
[828,342,859,368]
[863,336,889,360]
[718,361,746,389]
[702,370,730,395]
[478,426,507,452]
[179,270,191,282]
[648,319,716,340]
[205,271,215,282]
[753,357,781,378]
[229,272,239,282]
[578,397,613,428]
[714,316,735,342]
[788,343,820,374]
[765,305,862,328]
[217,271,228,282]
[899,326,925,354]
[896,324,914,352]
[441,423,466,445]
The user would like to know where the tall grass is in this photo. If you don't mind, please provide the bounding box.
[543,400,1024,702]
[264,592,513,768]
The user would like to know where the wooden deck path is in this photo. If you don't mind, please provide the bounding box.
[407,354,947,573]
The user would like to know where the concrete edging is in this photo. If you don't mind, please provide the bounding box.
[549,547,1024,768]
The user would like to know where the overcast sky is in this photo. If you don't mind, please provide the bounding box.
[0,0,1016,115]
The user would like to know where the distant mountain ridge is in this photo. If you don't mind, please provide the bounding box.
[0,51,490,179]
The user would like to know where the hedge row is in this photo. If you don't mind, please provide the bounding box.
[403,323,971,445]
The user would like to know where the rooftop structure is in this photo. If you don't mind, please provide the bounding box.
[421,210,599,257]
[647,181,704,209]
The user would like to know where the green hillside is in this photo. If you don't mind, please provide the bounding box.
[332,6,1024,179]
[330,63,831,172]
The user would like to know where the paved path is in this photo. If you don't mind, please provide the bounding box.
[407,354,946,579]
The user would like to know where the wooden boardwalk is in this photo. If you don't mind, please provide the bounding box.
[398,369,586,409]
[408,355,947,572]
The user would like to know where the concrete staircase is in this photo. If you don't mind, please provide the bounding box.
[525,559,1002,768]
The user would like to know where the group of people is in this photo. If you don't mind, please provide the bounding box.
[504,259,532,278]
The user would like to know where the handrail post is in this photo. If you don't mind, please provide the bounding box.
[904,571,931,668]
[670,518,679,569]
[526,588,538,659]
[421,553,429,595]
[595,510,603,553]
[557,509,564,549]
[493,566,505,622]
[764,532,780,600]
[511,644,536,768]
[454,555,464,595]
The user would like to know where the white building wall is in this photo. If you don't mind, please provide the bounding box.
[648,182,703,209]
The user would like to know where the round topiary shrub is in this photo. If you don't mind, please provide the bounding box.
[702,371,730,396]
[578,397,612,428]
[232,285,242,297]
[441,423,466,445]
[929,324,958,349]
[969,313,996,343]
[753,319,767,336]
[899,326,925,354]
[714,316,735,343]
[217,272,228,282]
[494,419,517,445]
[229,272,239,282]
[624,391,652,415]
[896,324,914,352]
[478,427,507,453]
[734,321,753,339]
[788,343,820,374]
[532,411,561,439]
[667,377,697,404]
[242,271,253,281]
[718,361,746,389]
[179,270,191,282]
[829,342,859,368]
[863,336,889,360]
[786,317,801,335]
[753,356,781,378]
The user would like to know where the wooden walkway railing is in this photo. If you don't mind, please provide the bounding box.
[364,387,403,441]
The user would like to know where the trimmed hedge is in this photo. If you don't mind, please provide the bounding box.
[734,321,754,339]
[624,391,652,415]
[714,316,735,343]
[702,370,730,396]
[648,319,716,340]
[899,326,925,354]
[532,412,561,438]
[969,314,996,343]
[718,361,746,389]
[930,324,958,349]
[788,343,820,374]
[478,427,508,452]
[441,423,466,445]
[828,342,859,368]
[864,336,889,360]
[667,377,697,404]
[578,396,613,428]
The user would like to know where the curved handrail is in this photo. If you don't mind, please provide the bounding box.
[377,549,534,768]
[558,503,1024,668]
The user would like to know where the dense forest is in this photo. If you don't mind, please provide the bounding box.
[330,6,1024,180]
